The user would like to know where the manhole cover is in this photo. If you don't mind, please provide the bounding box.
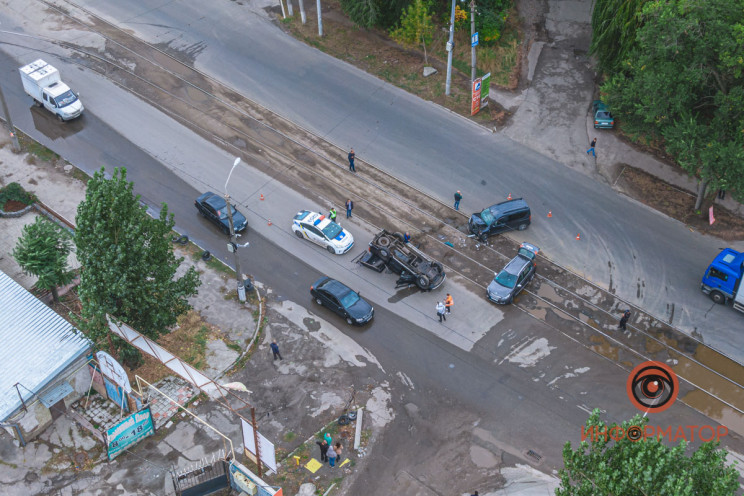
[74,451,89,468]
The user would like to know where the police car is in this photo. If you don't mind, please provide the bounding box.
[292,210,354,254]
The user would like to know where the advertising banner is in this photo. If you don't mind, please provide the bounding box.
[106,407,155,460]
[471,77,482,115]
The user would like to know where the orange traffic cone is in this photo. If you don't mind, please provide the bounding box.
[576,233,581,241]
[268,219,272,226]
[507,193,513,200]
[547,211,552,218]
[260,194,265,201]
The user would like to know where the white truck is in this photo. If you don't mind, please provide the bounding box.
[19,59,84,121]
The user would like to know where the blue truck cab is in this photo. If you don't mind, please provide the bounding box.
[701,248,744,313]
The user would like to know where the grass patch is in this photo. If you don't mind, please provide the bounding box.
[135,310,217,382]
[23,138,60,163]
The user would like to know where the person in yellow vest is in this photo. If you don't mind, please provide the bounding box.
[329,208,337,222]
[444,293,453,314]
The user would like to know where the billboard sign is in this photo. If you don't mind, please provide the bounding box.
[106,407,155,460]
[96,350,132,393]
[480,72,491,108]
[240,418,277,472]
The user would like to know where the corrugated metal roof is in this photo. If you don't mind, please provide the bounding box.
[0,271,91,421]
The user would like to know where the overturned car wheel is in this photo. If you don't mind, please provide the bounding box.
[416,275,430,289]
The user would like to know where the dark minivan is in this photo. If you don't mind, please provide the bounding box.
[468,198,531,241]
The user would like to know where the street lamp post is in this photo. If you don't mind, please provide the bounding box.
[225,157,248,303]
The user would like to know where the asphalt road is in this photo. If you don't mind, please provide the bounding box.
[56,0,744,357]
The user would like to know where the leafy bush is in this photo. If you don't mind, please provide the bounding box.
[0,182,36,209]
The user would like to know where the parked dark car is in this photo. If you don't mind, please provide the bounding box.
[592,100,614,129]
[468,198,531,241]
[194,191,247,234]
[310,276,374,325]
[360,229,446,291]
[487,242,540,304]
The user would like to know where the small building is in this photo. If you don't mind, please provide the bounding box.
[0,270,91,445]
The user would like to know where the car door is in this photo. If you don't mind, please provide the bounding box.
[491,215,508,234]
[515,266,530,295]
[204,203,220,226]
[303,225,326,246]
[320,289,344,316]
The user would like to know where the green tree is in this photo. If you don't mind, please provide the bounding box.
[339,0,408,29]
[558,410,739,496]
[12,216,75,303]
[590,0,648,74]
[74,167,200,360]
[603,0,744,208]
[391,0,436,64]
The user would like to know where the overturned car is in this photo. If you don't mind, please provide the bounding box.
[358,229,446,291]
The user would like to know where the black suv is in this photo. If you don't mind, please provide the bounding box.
[468,198,530,241]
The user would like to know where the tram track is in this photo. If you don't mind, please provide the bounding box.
[14,0,744,433]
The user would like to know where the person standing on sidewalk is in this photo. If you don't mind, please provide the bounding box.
[316,439,329,462]
[586,138,597,157]
[345,199,353,218]
[270,339,283,360]
[444,293,453,314]
[327,444,337,467]
[618,309,631,330]
[329,208,337,222]
[436,301,447,322]
[348,148,356,172]
[454,190,462,210]
[334,442,343,463]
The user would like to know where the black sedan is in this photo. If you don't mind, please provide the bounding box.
[194,192,247,234]
[310,276,374,325]
[487,242,540,304]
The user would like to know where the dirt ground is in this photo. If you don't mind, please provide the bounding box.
[276,0,743,236]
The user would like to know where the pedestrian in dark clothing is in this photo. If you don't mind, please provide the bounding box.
[454,191,462,210]
[404,232,411,243]
[618,309,631,330]
[586,138,597,157]
[718,189,726,200]
[348,148,356,172]
[316,439,329,462]
[471,492,479,496]
[329,208,337,222]
[345,199,353,218]
[270,339,283,360]
[327,444,337,467]
[436,301,446,322]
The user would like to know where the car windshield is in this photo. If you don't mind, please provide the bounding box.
[322,222,343,239]
[596,111,612,119]
[217,204,237,220]
[339,290,360,308]
[480,208,495,226]
[55,90,78,107]
[494,270,517,288]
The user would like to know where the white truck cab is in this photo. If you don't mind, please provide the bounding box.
[19,59,84,121]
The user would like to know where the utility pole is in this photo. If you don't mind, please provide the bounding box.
[0,84,20,152]
[286,0,293,17]
[470,0,476,82]
[298,0,307,24]
[316,0,323,36]
[445,0,456,96]
[225,158,247,303]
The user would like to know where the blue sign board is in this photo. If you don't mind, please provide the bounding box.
[471,32,479,47]
[106,407,155,460]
